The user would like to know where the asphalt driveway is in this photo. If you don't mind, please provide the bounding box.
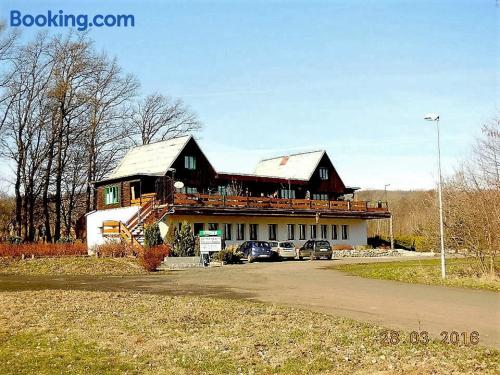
[1,257,498,348]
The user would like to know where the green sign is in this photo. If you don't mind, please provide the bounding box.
[199,230,222,237]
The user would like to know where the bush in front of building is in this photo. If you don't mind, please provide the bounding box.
[171,221,195,257]
[144,223,163,248]
[164,224,176,246]
[139,244,170,272]
[94,242,135,258]
[0,242,88,258]
[213,246,242,264]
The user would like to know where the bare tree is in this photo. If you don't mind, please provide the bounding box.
[443,119,499,276]
[83,54,139,212]
[0,22,19,133]
[0,33,54,240]
[47,32,97,241]
[0,30,203,242]
[130,93,201,145]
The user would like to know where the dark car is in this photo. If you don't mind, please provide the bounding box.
[238,241,273,263]
[298,240,332,260]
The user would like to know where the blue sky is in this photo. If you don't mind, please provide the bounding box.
[0,0,498,190]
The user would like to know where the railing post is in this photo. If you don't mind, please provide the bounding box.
[347,201,351,211]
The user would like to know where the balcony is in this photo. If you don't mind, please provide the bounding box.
[172,193,390,218]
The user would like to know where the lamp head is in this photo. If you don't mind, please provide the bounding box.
[424,113,440,121]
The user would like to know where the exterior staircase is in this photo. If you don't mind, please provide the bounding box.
[102,198,171,250]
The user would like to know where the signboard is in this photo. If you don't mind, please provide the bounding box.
[199,235,222,253]
[199,230,222,237]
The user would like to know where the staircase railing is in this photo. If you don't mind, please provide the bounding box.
[102,220,143,250]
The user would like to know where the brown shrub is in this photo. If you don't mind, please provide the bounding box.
[332,245,354,251]
[0,243,87,258]
[94,242,135,258]
[139,244,170,272]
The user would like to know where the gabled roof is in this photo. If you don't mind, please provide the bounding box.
[107,135,192,180]
[253,150,326,181]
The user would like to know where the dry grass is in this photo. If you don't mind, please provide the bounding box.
[330,258,500,291]
[0,256,148,276]
[0,290,498,374]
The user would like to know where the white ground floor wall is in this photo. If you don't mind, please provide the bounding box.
[168,214,368,248]
[86,206,140,252]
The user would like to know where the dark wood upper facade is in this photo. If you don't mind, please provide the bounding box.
[94,137,367,213]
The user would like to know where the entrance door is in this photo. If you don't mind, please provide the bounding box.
[130,181,141,203]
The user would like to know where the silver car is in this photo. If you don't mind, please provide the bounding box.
[270,241,297,259]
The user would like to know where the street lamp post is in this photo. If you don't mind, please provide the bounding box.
[384,184,394,250]
[424,113,446,279]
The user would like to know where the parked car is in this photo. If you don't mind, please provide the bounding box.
[298,240,332,260]
[238,241,273,262]
[270,241,297,259]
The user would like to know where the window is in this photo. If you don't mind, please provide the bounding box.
[223,224,232,240]
[342,225,349,240]
[250,224,258,240]
[320,225,327,239]
[184,155,196,170]
[332,225,338,240]
[299,224,306,240]
[208,223,218,231]
[194,223,204,236]
[280,189,296,199]
[312,193,328,201]
[319,167,329,180]
[310,225,317,239]
[218,185,227,196]
[237,224,245,240]
[287,224,295,240]
[104,186,119,205]
[268,224,277,240]
[183,186,198,194]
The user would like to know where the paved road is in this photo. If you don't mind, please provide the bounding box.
[1,257,498,348]
[170,259,500,349]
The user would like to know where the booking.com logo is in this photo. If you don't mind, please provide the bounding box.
[10,10,135,31]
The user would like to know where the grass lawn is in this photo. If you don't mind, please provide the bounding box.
[0,290,498,375]
[330,258,500,291]
[0,256,149,276]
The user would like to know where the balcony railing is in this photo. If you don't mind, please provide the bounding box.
[131,192,156,206]
[173,193,388,213]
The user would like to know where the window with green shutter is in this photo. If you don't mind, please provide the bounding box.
[104,185,119,205]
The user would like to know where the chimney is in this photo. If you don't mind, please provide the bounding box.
[280,156,289,166]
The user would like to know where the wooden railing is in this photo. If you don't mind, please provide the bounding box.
[126,198,155,231]
[131,192,157,206]
[173,193,388,212]
[102,220,143,249]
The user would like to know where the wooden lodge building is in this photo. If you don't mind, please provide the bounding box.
[86,135,390,250]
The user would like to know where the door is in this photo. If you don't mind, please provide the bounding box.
[130,181,141,203]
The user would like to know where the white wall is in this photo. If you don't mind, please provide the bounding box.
[86,206,140,253]
[168,214,368,248]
